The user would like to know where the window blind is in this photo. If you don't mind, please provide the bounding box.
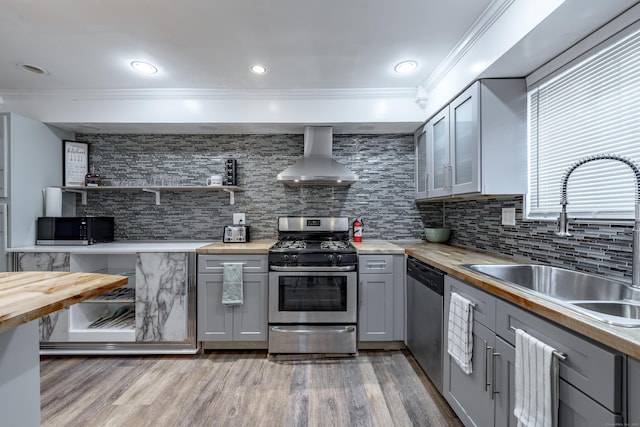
[527,26,640,220]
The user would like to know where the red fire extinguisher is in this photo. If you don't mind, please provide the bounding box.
[353,218,363,242]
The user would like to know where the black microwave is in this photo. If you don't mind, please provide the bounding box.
[36,217,115,245]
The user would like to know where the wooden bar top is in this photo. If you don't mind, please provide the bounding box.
[0,272,128,334]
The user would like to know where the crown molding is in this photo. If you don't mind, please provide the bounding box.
[421,0,515,93]
[0,87,418,101]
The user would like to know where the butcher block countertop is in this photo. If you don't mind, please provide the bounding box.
[0,272,128,334]
[196,241,276,254]
[353,241,406,254]
[396,242,640,359]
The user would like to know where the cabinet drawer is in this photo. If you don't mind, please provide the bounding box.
[496,299,623,413]
[445,275,496,330]
[558,379,622,426]
[359,255,394,274]
[198,254,268,273]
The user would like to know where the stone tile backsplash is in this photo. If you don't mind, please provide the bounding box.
[73,133,633,283]
[418,196,634,284]
[75,133,424,241]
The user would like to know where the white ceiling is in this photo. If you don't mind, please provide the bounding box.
[0,0,637,134]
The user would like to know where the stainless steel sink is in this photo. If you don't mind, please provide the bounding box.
[571,302,640,327]
[462,263,640,327]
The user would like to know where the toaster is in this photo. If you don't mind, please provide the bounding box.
[223,225,250,243]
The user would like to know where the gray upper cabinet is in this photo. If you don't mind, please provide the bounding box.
[415,79,527,201]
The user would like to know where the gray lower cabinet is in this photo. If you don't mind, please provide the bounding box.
[197,254,268,343]
[629,357,640,424]
[444,275,624,427]
[444,275,497,426]
[358,254,404,342]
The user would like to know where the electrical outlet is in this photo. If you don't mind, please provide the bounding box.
[502,208,516,226]
[233,213,246,225]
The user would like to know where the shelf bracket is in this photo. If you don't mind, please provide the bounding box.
[223,189,236,205]
[63,189,88,205]
[142,188,161,205]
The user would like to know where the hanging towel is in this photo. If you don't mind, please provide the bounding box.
[513,328,559,427]
[222,262,243,306]
[447,292,474,375]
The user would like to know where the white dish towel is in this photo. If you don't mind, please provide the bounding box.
[447,292,474,375]
[513,328,560,427]
[221,262,243,306]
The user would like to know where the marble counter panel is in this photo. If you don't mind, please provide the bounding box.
[16,252,71,342]
[135,252,188,342]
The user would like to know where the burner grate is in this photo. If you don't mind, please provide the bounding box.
[274,240,306,250]
[320,241,349,250]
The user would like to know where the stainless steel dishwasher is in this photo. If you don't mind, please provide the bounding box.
[406,256,445,393]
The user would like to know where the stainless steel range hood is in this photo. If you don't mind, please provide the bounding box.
[277,126,358,185]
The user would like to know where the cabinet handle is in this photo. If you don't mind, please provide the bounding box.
[484,340,490,392]
[366,262,387,269]
[491,351,500,397]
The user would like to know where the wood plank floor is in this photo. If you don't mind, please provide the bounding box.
[40,350,462,427]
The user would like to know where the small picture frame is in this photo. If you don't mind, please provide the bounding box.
[63,140,89,186]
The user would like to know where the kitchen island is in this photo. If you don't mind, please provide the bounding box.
[0,271,128,426]
[10,241,213,354]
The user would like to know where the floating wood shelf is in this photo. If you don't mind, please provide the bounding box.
[59,185,244,205]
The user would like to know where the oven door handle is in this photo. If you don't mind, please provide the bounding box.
[269,265,357,272]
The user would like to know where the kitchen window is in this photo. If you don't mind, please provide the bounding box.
[527,22,640,220]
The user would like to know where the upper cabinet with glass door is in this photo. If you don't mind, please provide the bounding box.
[415,79,527,201]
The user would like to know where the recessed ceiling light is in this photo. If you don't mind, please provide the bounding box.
[19,64,48,75]
[130,61,158,74]
[250,64,267,74]
[394,60,418,74]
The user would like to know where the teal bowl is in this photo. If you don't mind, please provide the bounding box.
[424,228,451,243]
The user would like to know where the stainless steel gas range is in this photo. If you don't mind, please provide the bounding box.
[268,216,358,355]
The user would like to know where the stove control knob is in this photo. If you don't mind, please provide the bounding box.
[292,255,298,263]
[336,255,343,264]
[284,255,289,262]
[327,254,334,263]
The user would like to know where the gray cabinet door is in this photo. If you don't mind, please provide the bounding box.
[449,82,480,195]
[197,273,234,341]
[495,336,517,427]
[197,272,267,342]
[443,321,495,427]
[358,273,394,341]
[629,357,640,425]
[415,127,428,200]
[232,273,268,341]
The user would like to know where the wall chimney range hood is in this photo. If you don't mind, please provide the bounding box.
[277,126,358,186]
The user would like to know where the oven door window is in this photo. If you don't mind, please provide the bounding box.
[278,276,347,312]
